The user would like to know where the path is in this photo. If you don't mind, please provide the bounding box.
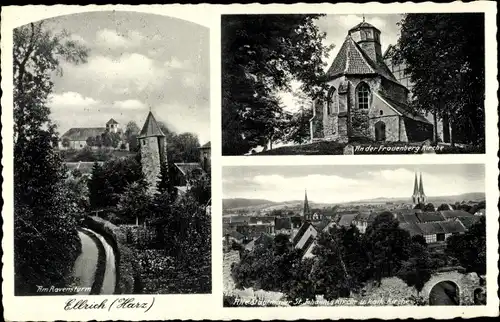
[72,229,117,295]
[72,230,99,295]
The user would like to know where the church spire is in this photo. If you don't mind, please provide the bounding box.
[303,189,311,220]
[419,172,426,202]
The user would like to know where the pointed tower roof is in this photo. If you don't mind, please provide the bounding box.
[139,112,165,138]
[303,189,311,217]
[106,118,119,125]
[412,172,419,196]
[326,33,399,83]
[419,172,426,196]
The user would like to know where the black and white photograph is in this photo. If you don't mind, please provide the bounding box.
[223,164,487,306]
[12,11,211,296]
[221,13,485,155]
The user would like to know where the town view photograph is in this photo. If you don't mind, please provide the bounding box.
[221,13,485,156]
[222,164,487,306]
[13,11,211,296]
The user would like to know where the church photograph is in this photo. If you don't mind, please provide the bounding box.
[221,13,485,155]
[222,163,487,306]
[11,9,211,297]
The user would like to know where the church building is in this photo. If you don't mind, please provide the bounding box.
[310,19,434,143]
[412,172,427,206]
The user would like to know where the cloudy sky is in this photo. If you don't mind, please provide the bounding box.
[40,11,209,144]
[280,13,403,112]
[222,164,485,203]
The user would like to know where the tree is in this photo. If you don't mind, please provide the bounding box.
[423,203,435,211]
[437,203,451,211]
[392,13,485,145]
[311,226,368,300]
[13,21,89,294]
[62,137,70,148]
[221,14,334,155]
[87,156,144,210]
[397,238,432,294]
[446,216,486,276]
[362,212,413,285]
[117,181,152,225]
[86,136,95,147]
[170,132,201,162]
[125,121,140,151]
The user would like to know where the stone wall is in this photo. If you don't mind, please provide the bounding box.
[140,136,162,194]
[421,271,481,305]
[223,251,240,292]
[368,115,401,141]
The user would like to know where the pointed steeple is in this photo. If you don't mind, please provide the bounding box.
[303,189,311,220]
[412,172,419,196]
[419,172,426,200]
[139,111,165,138]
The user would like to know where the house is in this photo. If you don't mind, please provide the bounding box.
[352,212,377,233]
[244,233,274,251]
[59,118,125,150]
[401,220,466,244]
[338,213,357,228]
[275,217,293,235]
[474,208,485,216]
[416,212,445,223]
[310,19,433,143]
[439,210,474,220]
[171,142,211,195]
[292,222,318,259]
[65,161,103,178]
[456,216,481,230]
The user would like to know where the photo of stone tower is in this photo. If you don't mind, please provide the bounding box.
[138,111,167,194]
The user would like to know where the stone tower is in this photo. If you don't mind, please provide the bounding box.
[138,111,167,194]
[348,18,382,62]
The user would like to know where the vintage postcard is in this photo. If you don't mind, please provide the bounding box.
[2,1,499,321]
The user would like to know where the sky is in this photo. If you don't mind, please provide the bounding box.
[222,164,485,204]
[279,14,403,113]
[38,11,210,145]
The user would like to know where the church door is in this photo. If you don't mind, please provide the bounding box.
[375,121,386,141]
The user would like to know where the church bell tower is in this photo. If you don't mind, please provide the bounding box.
[348,17,382,62]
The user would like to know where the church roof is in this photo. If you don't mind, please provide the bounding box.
[376,93,431,124]
[174,162,203,176]
[326,35,399,83]
[61,127,106,141]
[349,21,380,32]
[302,190,311,216]
[106,118,119,125]
[338,214,357,227]
[419,173,426,196]
[139,112,165,138]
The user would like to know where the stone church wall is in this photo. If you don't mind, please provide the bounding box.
[380,78,409,103]
[369,115,401,142]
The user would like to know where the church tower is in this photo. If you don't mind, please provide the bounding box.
[348,17,382,63]
[302,189,312,221]
[138,111,167,194]
[418,172,426,204]
[412,172,427,206]
[412,172,420,205]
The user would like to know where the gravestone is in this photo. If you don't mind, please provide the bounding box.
[343,144,354,155]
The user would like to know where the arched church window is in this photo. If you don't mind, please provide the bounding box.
[327,87,338,115]
[356,82,371,110]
